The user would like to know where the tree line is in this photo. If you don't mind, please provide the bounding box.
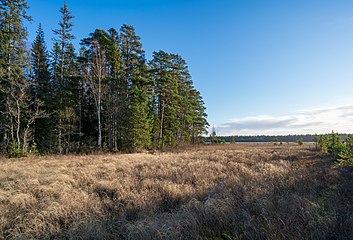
[0,0,208,156]
[207,133,322,143]
[230,134,316,143]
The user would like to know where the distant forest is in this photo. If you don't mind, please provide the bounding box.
[0,1,208,156]
[208,134,350,143]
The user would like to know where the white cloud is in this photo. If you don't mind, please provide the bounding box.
[214,104,353,136]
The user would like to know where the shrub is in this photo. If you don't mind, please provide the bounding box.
[336,135,353,164]
[7,141,25,158]
[315,133,353,165]
[230,136,236,144]
[7,141,41,158]
[29,142,40,156]
[328,133,345,158]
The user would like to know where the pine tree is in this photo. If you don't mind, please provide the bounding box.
[151,52,208,147]
[150,51,184,148]
[186,88,208,144]
[0,7,209,154]
[170,54,207,145]
[119,24,153,151]
[106,28,122,151]
[127,61,154,151]
[128,85,153,151]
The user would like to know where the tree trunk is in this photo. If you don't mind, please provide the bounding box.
[58,117,62,153]
[108,94,112,151]
[16,99,21,151]
[58,41,65,154]
[97,76,102,150]
[159,98,165,149]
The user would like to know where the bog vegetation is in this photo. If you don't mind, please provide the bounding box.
[0,144,352,239]
[315,132,353,166]
[0,1,208,157]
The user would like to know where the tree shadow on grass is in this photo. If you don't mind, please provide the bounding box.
[10,150,353,240]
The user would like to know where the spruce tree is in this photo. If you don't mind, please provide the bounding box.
[0,0,33,153]
[52,1,77,153]
[230,135,236,144]
[210,126,217,144]
[30,23,51,151]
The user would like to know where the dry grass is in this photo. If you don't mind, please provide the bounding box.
[0,144,352,239]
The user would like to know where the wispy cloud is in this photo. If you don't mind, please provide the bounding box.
[215,105,353,136]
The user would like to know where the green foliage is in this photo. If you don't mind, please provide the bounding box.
[297,139,304,145]
[51,1,79,153]
[328,133,345,157]
[0,0,40,155]
[316,135,329,153]
[7,141,25,158]
[31,24,52,152]
[0,1,209,156]
[209,126,218,144]
[150,50,208,149]
[336,135,353,164]
[127,86,153,151]
[29,142,40,156]
[315,133,353,165]
[6,141,40,158]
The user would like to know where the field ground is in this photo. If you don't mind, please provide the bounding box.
[0,144,352,239]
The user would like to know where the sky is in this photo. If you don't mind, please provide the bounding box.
[24,0,353,136]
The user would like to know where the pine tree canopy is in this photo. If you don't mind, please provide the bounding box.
[0,0,208,155]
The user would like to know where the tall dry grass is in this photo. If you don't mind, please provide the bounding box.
[0,144,352,239]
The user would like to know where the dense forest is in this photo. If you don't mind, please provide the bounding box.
[0,0,209,156]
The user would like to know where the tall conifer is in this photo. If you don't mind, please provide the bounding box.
[52,1,77,153]
[119,24,153,151]
[0,0,33,152]
[31,24,51,150]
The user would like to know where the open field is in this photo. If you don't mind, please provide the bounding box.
[0,144,352,239]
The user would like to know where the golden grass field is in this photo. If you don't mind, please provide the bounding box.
[0,144,352,239]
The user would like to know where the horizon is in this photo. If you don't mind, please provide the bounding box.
[24,0,353,136]
[210,133,351,137]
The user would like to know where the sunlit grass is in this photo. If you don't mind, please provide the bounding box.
[0,144,352,239]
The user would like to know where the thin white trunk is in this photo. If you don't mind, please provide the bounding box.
[97,75,102,150]
[16,99,21,150]
[159,98,165,148]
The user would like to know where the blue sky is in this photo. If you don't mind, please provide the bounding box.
[25,0,353,135]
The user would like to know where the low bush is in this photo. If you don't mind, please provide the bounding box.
[315,133,353,165]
